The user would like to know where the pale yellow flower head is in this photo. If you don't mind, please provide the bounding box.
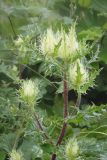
[10,150,24,160]
[65,138,79,160]
[41,26,79,61]
[19,80,39,106]
[41,28,60,56]
[58,27,79,61]
[69,59,88,89]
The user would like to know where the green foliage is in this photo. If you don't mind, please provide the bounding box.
[0,151,6,160]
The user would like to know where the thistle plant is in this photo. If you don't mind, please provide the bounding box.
[19,79,50,142]
[40,25,100,160]
[15,24,100,160]
[1,1,106,160]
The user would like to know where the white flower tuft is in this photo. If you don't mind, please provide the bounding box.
[41,28,60,56]
[19,80,39,106]
[58,27,79,60]
[40,26,79,61]
[65,138,79,160]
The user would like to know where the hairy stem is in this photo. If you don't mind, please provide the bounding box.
[56,75,68,146]
[51,73,68,160]
[56,122,67,146]
[34,113,50,140]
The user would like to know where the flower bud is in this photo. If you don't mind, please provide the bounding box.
[10,150,24,160]
[65,138,79,160]
[19,80,39,106]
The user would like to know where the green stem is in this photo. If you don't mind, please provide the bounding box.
[8,16,17,37]
[76,92,81,108]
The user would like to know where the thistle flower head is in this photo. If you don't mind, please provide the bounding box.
[58,27,79,61]
[10,150,24,160]
[65,138,79,160]
[40,26,79,61]
[41,28,60,57]
[69,59,88,90]
[19,80,39,106]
